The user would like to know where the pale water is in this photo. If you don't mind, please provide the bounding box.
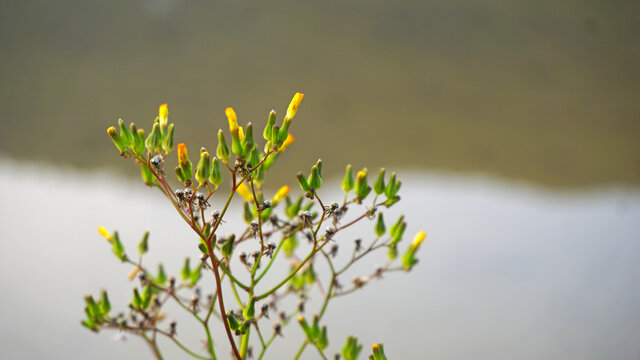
[0,160,638,359]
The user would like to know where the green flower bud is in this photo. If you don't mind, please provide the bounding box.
[243,202,255,223]
[354,168,371,199]
[310,315,321,342]
[217,129,231,163]
[174,166,186,183]
[145,122,163,153]
[375,212,386,237]
[282,235,298,257]
[296,171,310,192]
[390,221,406,246]
[402,231,426,270]
[385,172,401,198]
[162,123,175,154]
[303,264,316,284]
[156,264,167,285]
[138,231,149,255]
[242,123,256,152]
[100,289,111,315]
[285,195,304,219]
[107,127,126,153]
[371,343,387,360]
[132,288,142,308]
[342,164,354,193]
[181,257,191,281]
[195,148,212,185]
[209,157,223,187]
[262,152,278,171]
[297,316,314,341]
[227,311,240,331]
[373,168,386,195]
[317,326,329,350]
[248,148,260,169]
[243,297,256,320]
[141,284,152,309]
[263,110,276,141]
[111,231,127,262]
[129,124,144,155]
[389,215,405,239]
[177,143,193,182]
[270,124,280,148]
[189,264,201,286]
[342,336,363,360]
[307,165,322,190]
[221,234,236,258]
[231,126,244,157]
[118,119,133,147]
[141,164,154,186]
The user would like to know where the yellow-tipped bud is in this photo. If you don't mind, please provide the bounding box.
[226,107,238,134]
[97,226,112,241]
[177,143,189,166]
[285,92,304,121]
[279,134,295,151]
[236,182,253,202]
[238,126,245,142]
[106,127,117,136]
[297,315,304,322]
[272,185,290,204]
[411,231,426,251]
[128,265,142,281]
[158,103,168,127]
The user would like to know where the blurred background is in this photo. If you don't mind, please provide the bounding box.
[0,0,639,359]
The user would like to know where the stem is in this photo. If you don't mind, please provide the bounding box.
[293,340,308,360]
[240,330,250,359]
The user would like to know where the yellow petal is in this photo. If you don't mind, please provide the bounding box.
[159,103,168,120]
[272,185,290,204]
[411,231,426,250]
[236,182,254,202]
[238,126,244,142]
[97,226,112,241]
[226,107,238,134]
[279,134,295,151]
[286,92,304,120]
[177,143,189,166]
[128,266,141,281]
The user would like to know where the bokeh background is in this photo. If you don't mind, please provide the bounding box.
[1,1,639,359]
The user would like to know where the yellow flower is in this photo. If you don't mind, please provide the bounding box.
[226,107,238,134]
[177,143,189,166]
[158,103,168,127]
[411,231,426,251]
[272,185,290,204]
[236,182,253,202]
[279,134,295,151]
[97,226,112,241]
[286,92,304,120]
[357,170,367,180]
[106,127,117,136]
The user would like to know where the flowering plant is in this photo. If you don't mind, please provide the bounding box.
[83,93,425,359]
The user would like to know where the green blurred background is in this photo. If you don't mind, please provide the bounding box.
[1,0,639,187]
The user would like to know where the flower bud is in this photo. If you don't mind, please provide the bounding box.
[111,231,127,262]
[97,226,113,242]
[118,119,134,147]
[243,202,255,223]
[138,231,149,255]
[156,264,167,285]
[296,171,310,192]
[100,289,111,315]
[226,107,244,156]
[270,124,281,148]
[248,148,260,169]
[243,297,256,320]
[354,169,371,199]
[216,129,231,163]
[195,148,212,185]
[129,124,145,155]
[371,343,387,360]
[162,123,175,154]
[342,164,354,193]
[227,311,240,331]
[177,143,193,181]
[373,168,386,195]
[384,172,401,198]
[374,213,386,237]
[342,336,363,360]
[158,103,169,130]
[209,157,223,187]
[263,110,276,141]
[145,122,163,153]
[402,231,426,270]
[221,234,236,258]
[181,257,191,281]
[307,165,322,191]
[107,127,127,152]
[242,123,256,152]
[132,288,142,308]
[284,92,304,123]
